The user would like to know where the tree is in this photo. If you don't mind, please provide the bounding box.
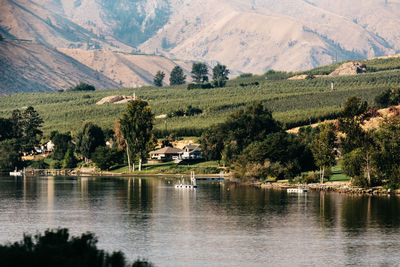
[0,118,13,141]
[310,123,336,183]
[62,148,77,169]
[375,88,400,108]
[119,99,154,172]
[153,71,165,87]
[0,139,20,171]
[199,127,225,161]
[191,62,208,84]
[9,109,23,140]
[342,130,376,187]
[92,146,123,171]
[21,106,44,152]
[51,131,72,161]
[338,96,369,154]
[233,132,314,180]
[169,66,186,85]
[342,96,368,119]
[199,102,282,164]
[76,122,105,160]
[373,118,400,188]
[212,64,229,87]
[67,82,95,92]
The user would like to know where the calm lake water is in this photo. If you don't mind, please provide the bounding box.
[1,175,400,266]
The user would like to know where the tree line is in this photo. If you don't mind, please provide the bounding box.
[0,99,155,173]
[0,107,43,170]
[199,95,400,189]
[153,62,229,88]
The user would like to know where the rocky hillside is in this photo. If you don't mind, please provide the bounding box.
[0,40,119,96]
[2,0,400,74]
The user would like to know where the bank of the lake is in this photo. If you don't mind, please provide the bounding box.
[258,181,397,196]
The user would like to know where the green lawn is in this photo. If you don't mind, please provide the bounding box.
[329,162,351,182]
[110,160,221,174]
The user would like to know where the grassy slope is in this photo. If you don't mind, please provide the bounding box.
[1,57,400,137]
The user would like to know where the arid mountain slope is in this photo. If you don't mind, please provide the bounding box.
[2,0,400,73]
[58,49,192,87]
[0,40,119,96]
[140,0,400,73]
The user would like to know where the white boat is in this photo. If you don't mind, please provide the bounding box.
[287,187,309,193]
[9,168,23,176]
[175,172,198,189]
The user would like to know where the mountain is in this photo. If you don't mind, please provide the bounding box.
[0,39,119,96]
[58,48,192,87]
[0,39,192,96]
[2,0,400,74]
[139,0,400,73]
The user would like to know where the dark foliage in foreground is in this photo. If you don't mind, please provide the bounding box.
[0,228,154,267]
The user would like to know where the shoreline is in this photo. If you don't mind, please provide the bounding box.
[12,169,400,196]
[89,172,400,196]
[257,181,399,196]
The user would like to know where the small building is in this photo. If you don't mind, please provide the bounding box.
[181,145,202,160]
[149,147,183,161]
[46,140,55,152]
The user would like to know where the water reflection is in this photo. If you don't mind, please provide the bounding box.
[1,176,400,266]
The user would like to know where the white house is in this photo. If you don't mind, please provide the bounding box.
[149,147,183,161]
[181,145,202,160]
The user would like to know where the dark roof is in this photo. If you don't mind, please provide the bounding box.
[149,147,183,154]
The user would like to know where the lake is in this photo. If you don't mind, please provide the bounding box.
[1,175,400,266]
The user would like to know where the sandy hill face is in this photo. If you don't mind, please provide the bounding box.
[0,0,132,51]
[2,0,400,74]
[58,48,192,87]
[140,0,400,73]
[0,40,119,96]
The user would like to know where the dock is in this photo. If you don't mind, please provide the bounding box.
[195,177,225,181]
[24,168,73,176]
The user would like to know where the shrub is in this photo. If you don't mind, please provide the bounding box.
[302,171,319,184]
[29,160,49,169]
[92,146,123,170]
[50,160,62,169]
[66,82,95,92]
[187,83,213,90]
[238,73,253,78]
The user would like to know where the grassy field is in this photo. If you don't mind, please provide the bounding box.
[2,56,400,137]
[110,160,221,174]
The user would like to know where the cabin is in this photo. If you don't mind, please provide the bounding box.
[149,147,183,161]
[181,145,202,160]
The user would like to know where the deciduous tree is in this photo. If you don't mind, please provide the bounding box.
[310,123,336,183]
[76,122,105,161]
[21,106,44,152]
[191,62,208,84]
[51,131,73,161]
[212,64,229,87]
[169,66,186,85]
[153,71,165,87]
[119,99,154,172]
